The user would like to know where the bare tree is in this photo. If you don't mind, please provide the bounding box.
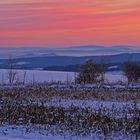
[76,59,102,84]
[7,58,17,85]
[23,71,27,85]
[1,73,4,85]
[74,72,77,85]
[66,72,69,86]
[123,61,140,84]
[32,72,35,84]
[99,55,106,83]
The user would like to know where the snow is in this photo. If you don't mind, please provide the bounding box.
[0,125,67,140]
[0,125,134,140]
[46,99,140,119]
[0,125,103,140]
[16,62,30,65]
[48,99,140,110]
[108,65,118,70]
[105,71,126,83]
[0,136,25,140]
[0,69,126,84]
[0,69,138,140]
[0,69,75,84]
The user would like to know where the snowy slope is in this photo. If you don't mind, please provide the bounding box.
[0,69,126,84]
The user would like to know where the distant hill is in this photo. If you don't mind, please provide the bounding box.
[0,45,139,58]
[0,53,139,71]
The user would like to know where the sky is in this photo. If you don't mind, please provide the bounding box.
[0,0,140,48]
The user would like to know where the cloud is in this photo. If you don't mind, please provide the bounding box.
[0,0,140,47]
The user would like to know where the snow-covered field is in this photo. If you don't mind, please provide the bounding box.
[0,86,139,140]
[105,71,126,83]
[0,125,132,140]
[0,69,126,84]
[0,69,139,140]
[0,126,78,140]
[0,69,75,84]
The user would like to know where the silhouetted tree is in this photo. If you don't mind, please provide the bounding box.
[99,55,106,83]
[76,59,102,84]
[123,61,140,84]
[7,58,17,85]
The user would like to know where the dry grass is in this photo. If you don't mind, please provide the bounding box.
[0,86,140,139]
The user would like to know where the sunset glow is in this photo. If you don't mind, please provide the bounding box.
[0,0,140,47]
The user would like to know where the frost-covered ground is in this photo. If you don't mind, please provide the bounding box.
[0,125,134,140]
[0,125,79,140]
[0,69,75,84]
[48,98,140,111]
[0,87,139,140]
[0,69,126,84]
[0,70,139,140]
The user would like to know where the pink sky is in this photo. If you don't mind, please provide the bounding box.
[0,0,140,47]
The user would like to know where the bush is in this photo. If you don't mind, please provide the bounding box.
[76,59,104,84]
[123,61,140,84]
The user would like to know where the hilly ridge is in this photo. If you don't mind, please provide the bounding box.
[0,53,139,70]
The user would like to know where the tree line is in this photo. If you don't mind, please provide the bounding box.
[3,57,140,85]
[76,59,140,84]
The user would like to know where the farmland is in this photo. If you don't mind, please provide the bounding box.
[0,84,139,140]
[0,69,139,140]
